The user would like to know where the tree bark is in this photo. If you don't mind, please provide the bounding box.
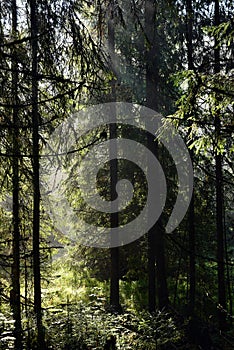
[108,0,121,312]
[214,0,227,331]
[110,121,121,311]
[186,0,196,317]
[145,0,168,312]
[11,0,22,348]
[30,0,45,346]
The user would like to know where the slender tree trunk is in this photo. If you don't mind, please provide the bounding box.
[108,1,121,312]
[145,0,157,312]
[155,225,169,309]
[224,219,233,320]
[109,121,121,311]
[186,0,196,317]
[188,180,195,317]
[145,0,168,311]
[30,0,45,346]
[214,0,227,331]
[11,1,22,348]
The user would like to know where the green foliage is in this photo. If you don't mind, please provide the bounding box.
[0,312,15,350]
[203,20,234,47]
[44,299,181,350]
[170,68,233,156]
[0,0,234,348]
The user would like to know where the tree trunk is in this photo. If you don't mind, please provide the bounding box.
[110,122,121,311]
[108,0,121,312]
[145,0,168,311]
[30,0,45,346]
[214,0,227,331]
[11,0,22,348]
[186,0,196,317]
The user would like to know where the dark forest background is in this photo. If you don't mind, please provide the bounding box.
[0,0,233,349]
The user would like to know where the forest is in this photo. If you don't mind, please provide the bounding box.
[0,0,233,349]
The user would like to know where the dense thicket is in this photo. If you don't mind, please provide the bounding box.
[0,0,233,349]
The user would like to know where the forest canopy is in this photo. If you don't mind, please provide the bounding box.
[0,0,233,349]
